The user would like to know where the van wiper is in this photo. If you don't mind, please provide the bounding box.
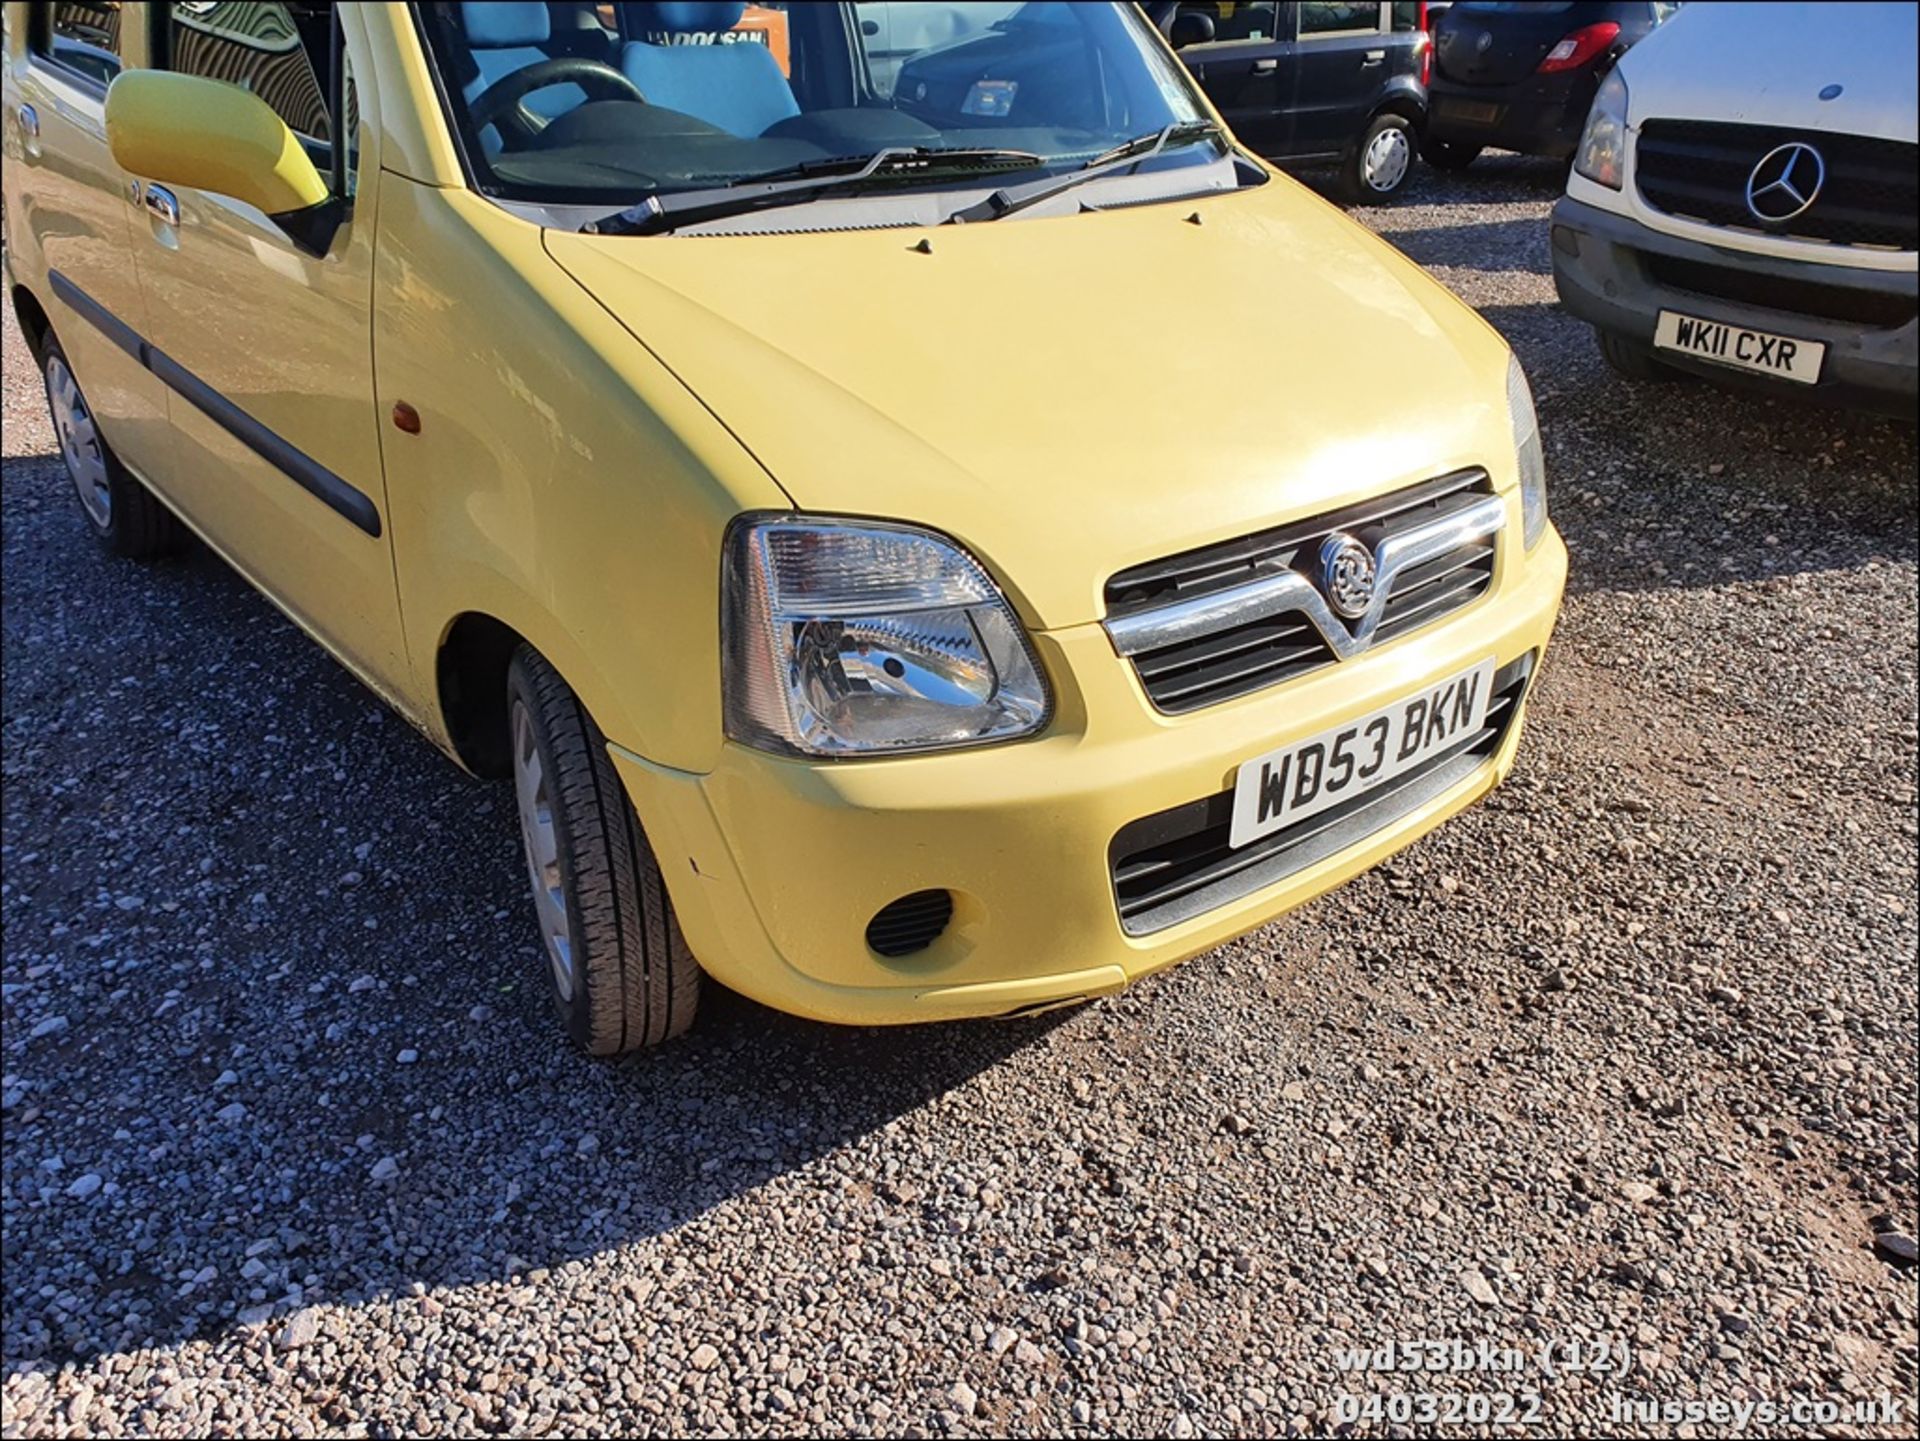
[585,147,1045,237]
[942,119,1228,224]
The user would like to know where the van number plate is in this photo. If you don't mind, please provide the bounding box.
[1653,310,1824,384]
[1228,659,1495,850]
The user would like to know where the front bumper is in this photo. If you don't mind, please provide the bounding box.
[1551,195,1919,414]
[1426,71,1592,158]
[616,522,1567,1026]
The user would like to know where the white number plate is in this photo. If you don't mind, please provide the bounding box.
[1653,310,1824,384]
[1228,658,1496,850]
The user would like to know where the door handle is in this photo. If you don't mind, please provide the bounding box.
[1251,58,1278,73]
[144,184,179,227]
[1363,49,1386,65]
[17,103,39,140]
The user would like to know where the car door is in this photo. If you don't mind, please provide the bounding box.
[1170,2,1293,157]
[126,2,407,695]
[1290,1,1392,158]
[6,3,174,482]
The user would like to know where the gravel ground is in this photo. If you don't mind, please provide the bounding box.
[3,157,1916,1438]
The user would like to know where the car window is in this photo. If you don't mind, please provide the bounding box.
[857,2,1024,100]
[1389,2,1421,30]
[1299,2,1386,35]
[165,1,331,143]
[337,26,360,197]
[34,1,125,87]
[415,1,1213,207]
[1175,2,1281,42]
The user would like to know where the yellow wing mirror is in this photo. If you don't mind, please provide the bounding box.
[105,70,343,255]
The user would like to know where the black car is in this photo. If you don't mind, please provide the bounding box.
[1423,1,1676,169]
[1150,2,1435,202]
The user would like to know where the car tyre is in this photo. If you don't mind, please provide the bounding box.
[506,645,701,1054]
[1342,112,1416,203]
[1596,328,1678,382]
[1420,135,1482,172]
[40,333,184,559]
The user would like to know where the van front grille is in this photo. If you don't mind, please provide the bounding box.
[1635,122,1918,252]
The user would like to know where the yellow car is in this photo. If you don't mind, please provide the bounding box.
[2,1,1565,1053]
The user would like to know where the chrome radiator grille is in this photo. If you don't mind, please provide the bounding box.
[1103,470,1503,714]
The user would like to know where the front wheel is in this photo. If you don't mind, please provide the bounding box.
[41,334,184,558]
[506,646,701,1054]
[1421,135,1482,172]
[1343,113,1416,203]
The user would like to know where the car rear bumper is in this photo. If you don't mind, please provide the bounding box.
[613,527,1567,1026]
[1426,71,1592,157]
[1550,195,1920,414]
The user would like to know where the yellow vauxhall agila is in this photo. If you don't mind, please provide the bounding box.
[4,1,1566,1053]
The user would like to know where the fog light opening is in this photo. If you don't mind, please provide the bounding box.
[865,890,955,958]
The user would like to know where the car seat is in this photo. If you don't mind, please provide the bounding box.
[618,2,800,138]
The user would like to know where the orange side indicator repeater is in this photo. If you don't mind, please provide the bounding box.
[391,401,422,434]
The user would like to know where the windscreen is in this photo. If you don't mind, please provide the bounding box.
[415,2,1210,204]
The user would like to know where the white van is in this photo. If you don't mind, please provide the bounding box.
[1551,1,1915,413]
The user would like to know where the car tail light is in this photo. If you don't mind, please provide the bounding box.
[1418,2,1432,86]
[1537,21,1620,74]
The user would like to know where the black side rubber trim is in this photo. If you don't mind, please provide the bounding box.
[46,268,382,538]
[47,270,146,366]
[143,350,381,537]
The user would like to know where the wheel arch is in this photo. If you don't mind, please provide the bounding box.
[10,283,52,363]
[1371,78,1429,130]
[433,603,665,781]
[435,610,531,779]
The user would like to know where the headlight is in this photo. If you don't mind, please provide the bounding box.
[1573,69,1628,189]
[1507,355,1549,551]
[722,517,1051,758]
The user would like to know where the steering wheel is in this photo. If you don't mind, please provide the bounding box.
[470,58,646,146]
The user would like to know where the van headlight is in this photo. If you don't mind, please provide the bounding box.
[1573,69,1628,189]
[722,517,1051,757]
[1508,355,1549,550]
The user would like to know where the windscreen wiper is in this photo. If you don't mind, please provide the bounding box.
[942,119,1229,225]
[585,147,1045,237]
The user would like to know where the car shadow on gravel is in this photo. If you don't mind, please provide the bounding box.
[1,444,1075,1368]
[4,735,1078,1370]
